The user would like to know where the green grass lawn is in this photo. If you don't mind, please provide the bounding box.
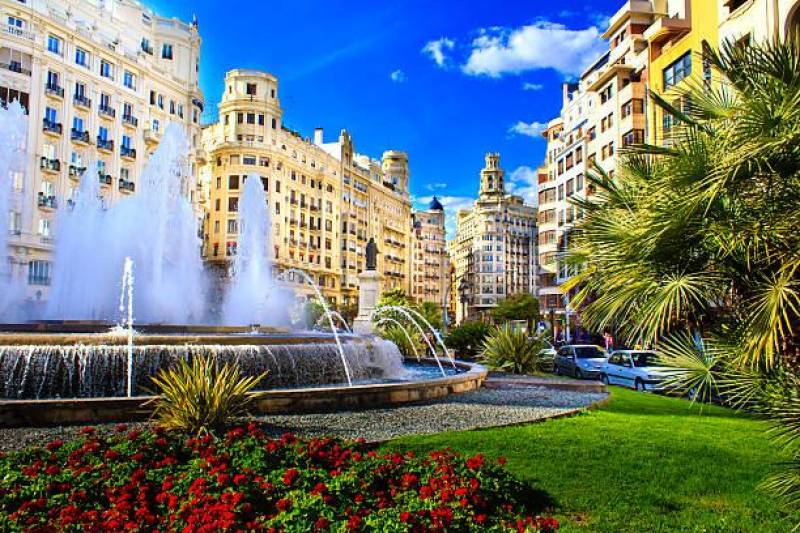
[381,387,790,532]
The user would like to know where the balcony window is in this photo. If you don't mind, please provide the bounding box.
[47,35,62,55]
[100,60,113,80]
[75,48,89,68]
[663,51,692,89]
[28,260,51,286]
[141,38,153,55]
[123,70,135,90]
[161,43,173,60]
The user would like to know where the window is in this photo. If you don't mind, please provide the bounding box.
[141,38,152,55]
[122,135,132,149]
[123,70,135,90]
[39,218,51,238]
[72,117,84,133]
[247,113,255,124]
[100,60,113,79]
[246,83,257,95]
[243,156,256,165]
[28,260,51,286]
[162,43,174,60]
[228,175,240,189]
[258,114,265,126]
[47,35,62,55]
[7,16,23,29]
[622,129,645,146]
[663,51,692,89]
[44,106,57,124]
[75,48,89,68]
[157,94,164,109]
[169,100,175,115]
[98,126,109,141]
[152,119,160,132]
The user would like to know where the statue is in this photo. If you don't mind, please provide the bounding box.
[366,238,378,271]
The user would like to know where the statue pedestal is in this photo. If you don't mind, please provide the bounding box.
[352,270,382,335]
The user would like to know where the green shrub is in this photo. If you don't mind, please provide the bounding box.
[446,322,492,359]
[147,355,266,434]
[480,326,550,374]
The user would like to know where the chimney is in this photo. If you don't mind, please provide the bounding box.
[313,128,324,146]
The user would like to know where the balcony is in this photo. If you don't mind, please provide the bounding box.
[5,24,36,42]
[143,129,160,144]
[98,173,113,186]
[73,95,92,109]
[96,138,114,152]
[37,193,57,209]
[40,157,61,173]
[98,105,116,119]
[71,129,91,144]
[122,114,139,128]
[45,83,64,99]
[42,119,63,136]
[119,179,135,193]
[121,146,137,159]
[69,165,86,179]
[3,61,30,76]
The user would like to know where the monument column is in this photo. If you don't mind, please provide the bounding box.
[352,238,382,335]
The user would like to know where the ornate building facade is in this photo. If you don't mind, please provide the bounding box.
[0,0,203,301]
[451,154,537,324]
[410,197,448,307]
[200,69,413,307]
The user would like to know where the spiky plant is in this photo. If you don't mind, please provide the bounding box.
[147,355,266,435]
[564,37,800,523]
[480,326,549,374]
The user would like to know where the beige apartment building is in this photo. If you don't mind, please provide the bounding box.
[200,69,413,307]
[451,153,537,324]
[538,1,654,324]
[0,0,203,300]
[410,197,448,307]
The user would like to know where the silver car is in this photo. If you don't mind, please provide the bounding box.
[554,345,608,379]
[600,350,672,391]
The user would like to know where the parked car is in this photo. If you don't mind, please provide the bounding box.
[600,350,672,391]
[554,345,608,379]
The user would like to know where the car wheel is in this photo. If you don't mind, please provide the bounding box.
[575,368,583,379]
[635,379,645,392]
[600,374,609,385]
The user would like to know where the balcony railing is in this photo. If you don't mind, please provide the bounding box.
[3,62,31,76]
[121,146,136,159]
[45,83,64,98]
[37,193,57,209]
[73,95,91,109]
[98,105,116,119]
[96,138,114,152]
[42,119,63,135]
[122,114,138,127]
[5,24,36,41]
[69,165,86,178]
[119,179,135,192]
[98,173,113,186]
[71,129,91,144]
[40,157,61,172]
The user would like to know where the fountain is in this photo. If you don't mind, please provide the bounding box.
[0,102,27,322]
[0,119,487,426]
[46,124,207,323]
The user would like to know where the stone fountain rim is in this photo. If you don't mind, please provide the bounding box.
[0,359,488,427]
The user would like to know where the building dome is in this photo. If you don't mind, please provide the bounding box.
[428,196,444,211]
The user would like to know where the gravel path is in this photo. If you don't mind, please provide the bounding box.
[0,385,607,451]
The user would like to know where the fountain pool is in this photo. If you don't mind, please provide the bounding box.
[0,323,486,426]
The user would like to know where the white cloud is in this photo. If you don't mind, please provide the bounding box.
[507,166,540,207]
[462,22,606,78]
[508,120,547,138]
[389,69,407,83]
[415,195,476,240]
[421,37,455,68]
[522,82,543,91]
[425,182,447,191]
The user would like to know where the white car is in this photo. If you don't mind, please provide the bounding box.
[554,345,608,379]
[600,350,672,391]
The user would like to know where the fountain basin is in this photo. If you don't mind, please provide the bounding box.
[0,358,487,427]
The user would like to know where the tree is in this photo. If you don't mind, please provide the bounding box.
[445,321,492,359]
[491,294,540,332]
[377,288,413,309]
[480,326,549,374]
[417,301,443,332]
[564,39,800,522]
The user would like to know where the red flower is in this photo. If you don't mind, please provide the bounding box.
[314,517,330,529]
[466,454,484,470]
[282,468,299,486]
[346,515,362,530]
[44,465,60,476]
[399,512,412,523]
[46,439,64,452]
[476,514,487,524]
[233,473,247,485]
[275,498,292,512]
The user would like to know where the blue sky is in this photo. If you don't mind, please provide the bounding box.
[149,0,620,236]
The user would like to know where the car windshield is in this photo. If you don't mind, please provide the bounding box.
[575,346,605,359]
[633,353,660,367]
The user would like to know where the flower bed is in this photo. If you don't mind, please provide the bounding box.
[0,424,558,532]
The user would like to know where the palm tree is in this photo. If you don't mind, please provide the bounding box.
[564,38,800,521]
